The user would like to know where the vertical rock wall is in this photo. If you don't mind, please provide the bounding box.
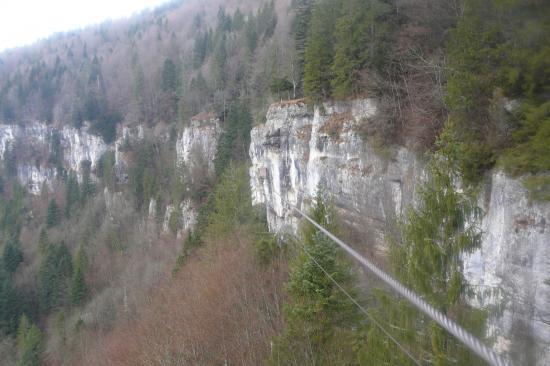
[250,99,550,364]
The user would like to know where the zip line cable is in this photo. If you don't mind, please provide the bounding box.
[298,241,422,366]
[267,189,512,366]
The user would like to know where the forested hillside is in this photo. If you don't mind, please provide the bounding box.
[0,0,548,365]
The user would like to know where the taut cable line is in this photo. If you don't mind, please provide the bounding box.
[268,189,512,366]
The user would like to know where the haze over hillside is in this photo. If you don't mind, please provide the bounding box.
[0,0,174,52]
[0,1,548,365]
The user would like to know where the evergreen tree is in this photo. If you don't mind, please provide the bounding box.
[48,131,64,176]
[37,242,73,313]
[232,8,245,32]
[257,0,277,41]
[216,6,232,33]
[132,58,147,122]
[0,273,23,334]
[37,228,49,255]
[245,13,258,52]
[160,58,178,122]
[270,192,363,365]
[46,199,60,228]
[3,237,23,273]
[211,32,227,89]
[360,147,486,365]
[213,102,252,177]
[17,323,43,366]
[160,58,177,92]
[331,0,392,98]
[17,314,30,350]
[80,160,95,203]
[303,0,341,101]
[70,245,87,306]
[65,171,80,217]
[192,31,211,68]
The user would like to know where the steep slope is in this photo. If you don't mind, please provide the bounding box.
[250,99,550,365]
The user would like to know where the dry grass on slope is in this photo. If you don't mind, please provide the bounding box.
[81,229,288,366]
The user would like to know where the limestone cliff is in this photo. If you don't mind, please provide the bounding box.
[0,122,107,193]
[249,99,550,365]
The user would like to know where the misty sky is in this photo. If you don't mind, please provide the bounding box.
[0,0,172,52]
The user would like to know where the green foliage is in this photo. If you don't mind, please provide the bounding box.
[168,206,181,235]
[291,0,315,95]
[129,139,160,209]
[97,151,116,191]
[193,30,213,68]
[361,151,486,365]
[256,1,277,41]
[302,0,394,101]
[253,223,279,265]
[160,58,179,122]
[270,192,364,365]
[205,164,254,238]
[46,199,61,228]
[17,322,43,366]
[270,77,294,99]
[0,271,23,334]
[2,237,23,273]
[80,160,96,204]
[70,245,87,306]
[37,242,73,313]
[89,111,121,144]
[331,0,392,99]
[175,163,260,272]
[522,175,550,201]
[232,8,245,32]
[245,13,258,52]
[303,0,341,101]
[502,101,550,182]
[48,131,64,175]
[160,58,177,92]
[211,32,227,89]
[65,171,80,217]
[213,102,252,177]
[0,182,25,239]
[444,1,550,188]
[17,314,30,350]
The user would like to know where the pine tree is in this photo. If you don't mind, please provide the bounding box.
[37,242,73,313]
[37,228,49,255]
[80,160,95,203]
[2,237,23,273]
[331,0,392,98]
[0,274,23,334]
[161,58,177,92]
[17,314,30,350]
[245,13,258,52]
[65,171,80,217]
[17,323,43,366]
[211,32,227,89]
[70,245,87,306]
[270,191,363,365]
[360,149,486,365]
[46,199,60,228]
[213,102,252,177]
[232,8,245,32]
[303,0,341,101]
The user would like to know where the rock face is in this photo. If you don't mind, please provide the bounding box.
[249,99,425,253]
[464,172,550,365]
[250,99,550,364]
[0,122,107,193]
[176,113,222,175]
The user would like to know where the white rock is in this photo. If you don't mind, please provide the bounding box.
[250,99,550,365]
[176,115,222,175]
